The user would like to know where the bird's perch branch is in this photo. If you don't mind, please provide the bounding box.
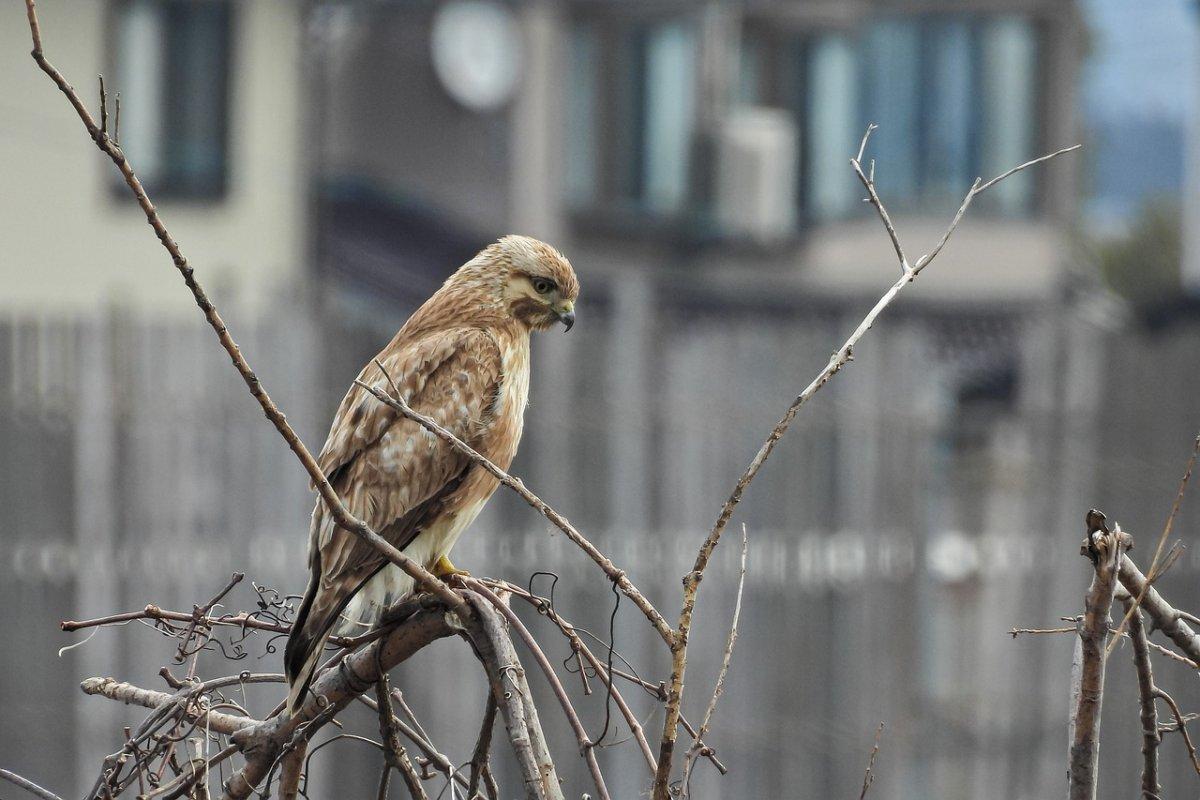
[358,369,674,645]
[650,125,1080,799]
[1069,511,1132,800]
[459,593,565,800]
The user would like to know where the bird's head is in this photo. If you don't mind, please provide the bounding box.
[486,235,580,332]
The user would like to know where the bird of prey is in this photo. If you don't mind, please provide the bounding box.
[284,235,579,713]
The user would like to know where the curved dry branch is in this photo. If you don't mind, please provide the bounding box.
[651,126,1081,799]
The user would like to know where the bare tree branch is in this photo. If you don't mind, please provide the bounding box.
[468,693,499,800]
[495,581,662,775]
[464,579,609,800]
[1069,513,1132,800]
[219,605,456,800]
[80,677,259,737]
[1108,433,1200,657]
[650,126,1080,800]
[1118,554,1200,663]
[459,593,565,800]
[1117,588,1161,800]
[0,769,66,800]
[374,677,429,800]
[681,527,748,793]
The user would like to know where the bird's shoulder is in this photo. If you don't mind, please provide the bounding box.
[317,327,504,484]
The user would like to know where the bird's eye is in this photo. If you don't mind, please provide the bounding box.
[532,279,553,295]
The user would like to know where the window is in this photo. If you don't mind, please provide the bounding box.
[858,15,1038,216]
[565,14,699,220]
[746,13,1039,224]
[113,0,232,199]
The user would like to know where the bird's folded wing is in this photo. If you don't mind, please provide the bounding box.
[313,327,502,581]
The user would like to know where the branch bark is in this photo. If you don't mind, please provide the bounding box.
[1117,588,1161,800]
[460,593,565,800]
[1118,554,1200,663]
[220,605,456,800]
[1069,514,1132,800]
[0,770,66,800]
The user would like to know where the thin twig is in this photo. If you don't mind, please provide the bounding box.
[1107,433,1200,658]
[851,124,908,272]
[858,723,885,800]
[681,527,748,792]
[1153,687,1200,774]
[61,604,359,648]
[651,126,1080,800]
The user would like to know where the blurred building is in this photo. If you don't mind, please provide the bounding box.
[4,3,1200,800]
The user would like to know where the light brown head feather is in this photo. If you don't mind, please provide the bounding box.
[400,235,580,337]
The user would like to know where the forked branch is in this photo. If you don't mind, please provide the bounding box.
[650,125,1080,800]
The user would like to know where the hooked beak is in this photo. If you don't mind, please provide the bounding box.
[555,301,575,332]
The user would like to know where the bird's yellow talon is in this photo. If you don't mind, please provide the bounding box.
[433,555,470,578]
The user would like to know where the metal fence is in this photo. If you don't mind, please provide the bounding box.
[1,289,1198,800]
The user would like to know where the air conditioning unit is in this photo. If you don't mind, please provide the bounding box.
[713,107,798,243]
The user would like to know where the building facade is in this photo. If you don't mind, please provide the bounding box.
[8,3,1200,800]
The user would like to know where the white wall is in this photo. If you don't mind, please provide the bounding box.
[0,0,307,316]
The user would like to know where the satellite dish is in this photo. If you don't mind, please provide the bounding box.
[431,0,523,113]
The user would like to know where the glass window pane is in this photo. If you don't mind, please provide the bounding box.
[165,2,230,195]
[565,23,599,207]
[922,19,974,203]
[806,34,858,220]
[115,0,166,186]
[737,34,764,106]
[980,17,1036,214]
[862,19,921,199]
[641,22,696,213]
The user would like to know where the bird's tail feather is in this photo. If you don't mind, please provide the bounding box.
[284,565,354,716]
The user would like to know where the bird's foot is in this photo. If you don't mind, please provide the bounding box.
[433,555,471,579]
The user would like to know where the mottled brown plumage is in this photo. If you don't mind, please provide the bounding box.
[285,236,579,712]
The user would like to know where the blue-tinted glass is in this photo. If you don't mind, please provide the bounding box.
[565,23,599,207]
[165,2,230,196]
[640,23,696,213]
[807,34,859,220]
[862,19,921,199]
[980,17,1036,214]
[922,19,975,202]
